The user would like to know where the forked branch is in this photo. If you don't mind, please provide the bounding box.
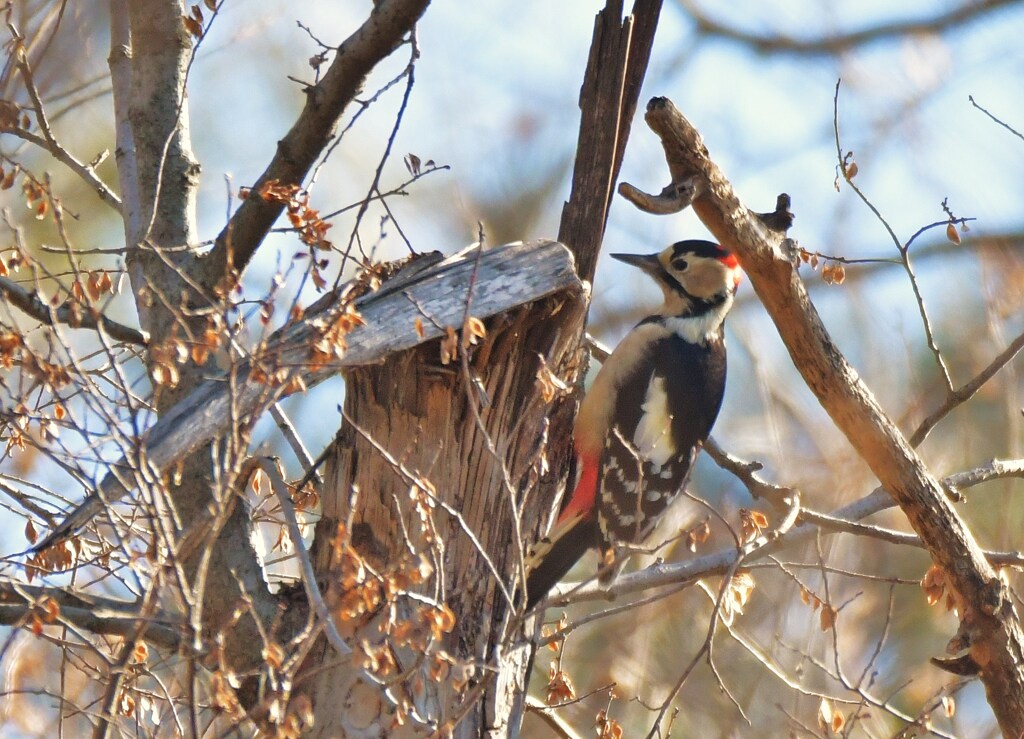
[199,0,431,289]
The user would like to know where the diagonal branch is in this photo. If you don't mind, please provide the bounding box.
[910,327,1024,447]
[619,95,1024,733]
[4,23,123,213]
[199,0,431,290]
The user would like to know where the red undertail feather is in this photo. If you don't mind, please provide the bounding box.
[556,449,600,526]
[524,449,601,608]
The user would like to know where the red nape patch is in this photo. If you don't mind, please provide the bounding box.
[719,253,740,270]
[556,452,599,526]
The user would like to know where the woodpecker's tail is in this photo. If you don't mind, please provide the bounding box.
[524,514,594,609]
[524,451,601,608]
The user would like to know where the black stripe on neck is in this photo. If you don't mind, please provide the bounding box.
[655,275,729,317]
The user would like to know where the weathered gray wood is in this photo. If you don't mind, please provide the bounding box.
[34,240,583,550]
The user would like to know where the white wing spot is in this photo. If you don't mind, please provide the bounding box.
[633,374,676,468]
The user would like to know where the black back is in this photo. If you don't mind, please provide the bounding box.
[596,330,727,545]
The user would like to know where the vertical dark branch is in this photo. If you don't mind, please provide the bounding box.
[558,0,663,283]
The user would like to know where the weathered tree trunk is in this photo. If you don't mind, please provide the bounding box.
[300,0,664,731]
[305,292,587,736]
[296,1,664,733]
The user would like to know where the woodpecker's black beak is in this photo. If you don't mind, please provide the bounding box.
[610,252,662,277]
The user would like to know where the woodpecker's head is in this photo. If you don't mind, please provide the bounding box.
[611,240,741,318]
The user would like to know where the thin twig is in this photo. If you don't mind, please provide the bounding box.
[833,78,953,391]
[253,457,349,655]
[524,696,586,739]
[801,508,1024,567]
[910,327,1024,447]
[268,403,322,486]
[5,22,122,213]
[970,95,1024,143]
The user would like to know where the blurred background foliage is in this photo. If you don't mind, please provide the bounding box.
[1,0,1023,735]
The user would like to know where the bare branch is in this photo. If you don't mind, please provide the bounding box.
[199,0,431,288]
[0,582,182,651]
[4,23,122,213]
[970,95,1024,143]
[524,697,586,739]
[0,274,148,346]
[678,0,1019,57]
[108,0,137,234]
[617,176,698,214]
[0,125,121,213]
[703,436,795,510]
[832,80,954,392]
[911,328,1024,447]
[801,509,1024,567]
[268,403,321,484]
[253,457,348,655]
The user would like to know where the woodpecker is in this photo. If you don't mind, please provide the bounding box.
[525,240,741,608]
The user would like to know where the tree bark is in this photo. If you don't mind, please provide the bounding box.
[306,291,587,736]
[300,2,664,734]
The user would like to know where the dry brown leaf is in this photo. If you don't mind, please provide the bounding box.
[820,604,837,631]
[546,663,576,705]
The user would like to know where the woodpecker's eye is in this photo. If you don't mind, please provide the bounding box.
[670,257,689,272]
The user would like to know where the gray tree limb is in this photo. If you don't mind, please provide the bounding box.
[0,581,182,651]
[0,274,147,345]
[33,240,582,551]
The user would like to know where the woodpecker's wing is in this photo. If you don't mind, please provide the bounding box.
[595,328,727,547]
[524,327,726,607]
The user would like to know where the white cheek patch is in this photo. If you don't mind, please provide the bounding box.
[633,374,676,469]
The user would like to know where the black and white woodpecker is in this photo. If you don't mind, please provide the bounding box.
[525,239,742,608]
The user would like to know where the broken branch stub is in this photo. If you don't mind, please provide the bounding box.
[33,240,583,551]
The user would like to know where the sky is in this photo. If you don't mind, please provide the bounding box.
[2,0,1024,734]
